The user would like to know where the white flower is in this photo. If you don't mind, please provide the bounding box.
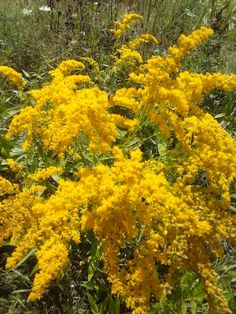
[22,8,33,16]
[39,6,51,12]
[70,40,77,45]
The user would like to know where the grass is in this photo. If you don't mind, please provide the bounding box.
[0,0,236,73]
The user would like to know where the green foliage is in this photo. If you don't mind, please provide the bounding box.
[149,248,236,313]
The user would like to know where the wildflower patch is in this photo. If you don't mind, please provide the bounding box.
[0,13,236,314]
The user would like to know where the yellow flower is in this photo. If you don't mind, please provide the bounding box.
[0,176,18,195]
[128,34,158,50]
[30,166,63,181]
[28,238,69,301]
[6,159,24,175]
[109,13,143,39]
[79,57,101,74]
[168,26,214,61]
[0,66,26,90]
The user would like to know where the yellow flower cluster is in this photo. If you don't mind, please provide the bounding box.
[79,57,101,73]
[1,14,236,314]
[0,176,18,196]
[115,45,143,68]
[128,34,158,50]
[7,158,23,175]
[49,59,85,77]
[114,34,158,70]
[0,65,26,90]
[1,185,44,258]
[109,13,143,39]
[168,26,214,61]
[30,166,63,181]
[29,237,69,301]
[1,180,80,300]
[6,59,136,155]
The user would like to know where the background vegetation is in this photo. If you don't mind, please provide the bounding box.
[0,1,236,313]
[0,0,236,73]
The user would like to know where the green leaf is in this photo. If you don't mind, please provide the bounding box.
[11,269,31,285]
[87,293,99,314]
[215,113,225,119]
[158,142,167,156]
[12,289,31,294]
[81,281,99,291]
[180,300,187,314]
[99,296,109,314]
[15,248,36,268]
[22,69,30,78]
[229,205,236,213]
[108,297,120,314]
[51,174,61,183]
[88,243,101,281]
[30,263,39,277]
[221,264,236,272]
[125,137,141,149]
[4,107,20,119]
[191,282,205,299]
[10,147,26,158]
[231,194,236,200]
[190,300,197,314]
[0,135,13,150]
